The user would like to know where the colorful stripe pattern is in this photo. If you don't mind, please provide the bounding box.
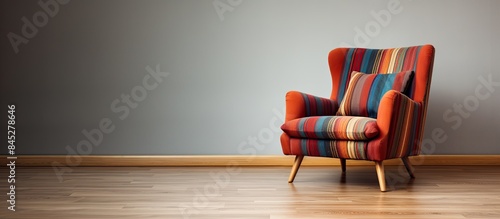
[337,70,414,118]
[336,47,421,103]
[281,116,378,140]
[385,92,423,159]
[289,138,368,160]
[281,45,434,161]
[300,92,339,117]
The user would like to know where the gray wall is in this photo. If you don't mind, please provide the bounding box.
[1,0,499,156]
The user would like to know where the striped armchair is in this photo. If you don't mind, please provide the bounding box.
[280,45,435,191]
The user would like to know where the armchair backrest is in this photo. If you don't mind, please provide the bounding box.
[328,45,435,106]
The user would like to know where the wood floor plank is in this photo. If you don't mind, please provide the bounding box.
[0,166,499,218]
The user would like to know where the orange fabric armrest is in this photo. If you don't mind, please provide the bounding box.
[368,90,424,161]
[284,91,339,122]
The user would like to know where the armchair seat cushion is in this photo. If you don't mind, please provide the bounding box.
[281,116,379,140]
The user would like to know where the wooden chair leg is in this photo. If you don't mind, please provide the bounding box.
[402,157,415,178]
[375,161,387,192]
[340,158,346,173]
[288,155,304,183]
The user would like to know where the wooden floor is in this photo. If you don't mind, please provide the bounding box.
[1,165,500,219]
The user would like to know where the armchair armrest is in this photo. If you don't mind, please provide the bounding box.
[284,91,339,122]
[370,90,424,161]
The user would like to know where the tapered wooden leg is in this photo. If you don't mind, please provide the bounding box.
[288,155,304,183]
[402,157,415,178]
[340,158,346,173]
[375,161,387,192]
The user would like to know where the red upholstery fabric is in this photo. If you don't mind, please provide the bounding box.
[281,45,435,161]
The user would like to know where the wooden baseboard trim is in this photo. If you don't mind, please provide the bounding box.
[1,155,500,167]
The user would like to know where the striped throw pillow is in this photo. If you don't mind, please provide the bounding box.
[337,70,414,118]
